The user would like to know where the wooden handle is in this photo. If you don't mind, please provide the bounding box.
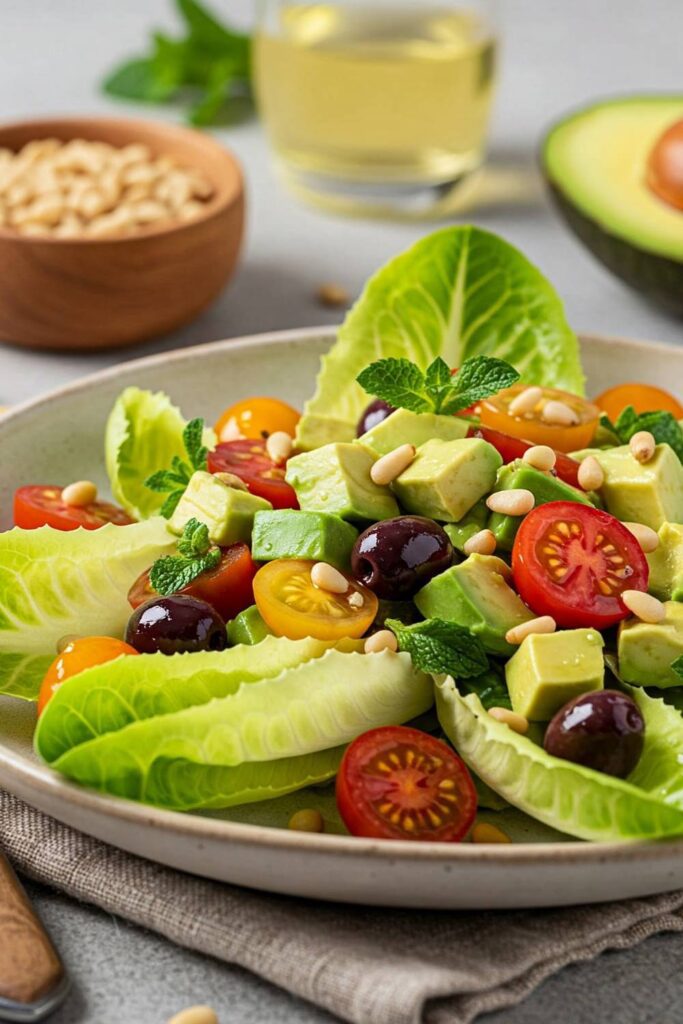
[0,852,64,1005]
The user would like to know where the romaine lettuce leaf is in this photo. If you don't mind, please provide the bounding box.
[37,649,433,810]
[0,519,176,701]
[105,387,216,520]
[296,227,584,449]
[436,676,683,841]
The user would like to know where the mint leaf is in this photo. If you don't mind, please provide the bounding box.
[386,618,489,678]
[424,357,453,412]
[612,406,683,464]
[183,418,209,471]
[673,656,683,682]
[357,359,430,413]
[159,491,184,520]
[441,356,520,415]
[149,518,220,596]
[144,417,209,518]
[177,518,211,557]
[458,665,512,710]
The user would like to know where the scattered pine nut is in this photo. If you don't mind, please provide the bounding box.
[364,629,398,654]
[214,472,248,492]
[471,822,511,844]
[56,634,80,654]
[507,386,543,417]
[266,430,293,465]
[218,419,246,442]
[370,444,416,486]
[621,590,666,623]
[522,445,556,472]
[629,431,656,464]
[61,480,97,507]
[288,808,324,833]
[316,282,350,308]
[577,455,604,491]
[505,615,557,645]
[488,707,529,734]
[347,591,364,608]
[486,489,535,516]
[540,399,579,426]
[311,562,348,594]
[166,1007,218,1024]
[463,528,497,556]
[622,521,659,553]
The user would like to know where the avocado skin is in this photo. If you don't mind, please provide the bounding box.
[546,180,683,314]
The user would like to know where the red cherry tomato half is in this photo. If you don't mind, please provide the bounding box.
[14,485,134,531]
[512,501,649,629]
[336,726,477,842]
[128,542,256,622]
[207,439,298,510]
[468,426,582,489]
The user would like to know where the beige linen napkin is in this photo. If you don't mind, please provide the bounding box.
[3,790,683,1024]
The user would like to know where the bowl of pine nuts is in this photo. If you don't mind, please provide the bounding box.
[0,116,244,350]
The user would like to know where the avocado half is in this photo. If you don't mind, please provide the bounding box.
[542,96,683,313]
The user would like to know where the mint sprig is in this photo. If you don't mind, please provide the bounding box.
[145,417,209,519]
[149,518,220,596]
[357,355,520,417]
[600,406,683,464]
[385,618,489,678]
[673,656,683,682]
[459,665,512,711]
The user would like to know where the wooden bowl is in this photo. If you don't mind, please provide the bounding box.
[0,116,245,350]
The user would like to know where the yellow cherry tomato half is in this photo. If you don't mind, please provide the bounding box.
[37,636,138,716]
[479,384,600,453]
[215,396,300,442]
[593,382,683,422]
[253,559,378,641]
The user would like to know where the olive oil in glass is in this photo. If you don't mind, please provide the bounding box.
[254,1,498,215]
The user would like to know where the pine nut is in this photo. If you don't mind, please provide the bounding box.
[621,590,666,623]
[522,445,556,472]
[471,822,511,844]
[540,400,579,426]
[311,562,348,594]
[364,629,399,654]
[347,591,364,608]
[505,615,556,645]
[577,455,604,491]
[488,707,529,734]
[316,282,350,308]
[508,386,542,417]
[463,529,497,556]
[622,521,659,553]
[130,199,168,224]
[214,472,248,492]
[166,1007,218,1024]
[178,200,205,221]
[486,489,535,516]
[629,431,656,464]
[61,480,97,507]
[288,808,324,833]
[370,444,416,486]
[218,419,245,442]
[266,430,293,465]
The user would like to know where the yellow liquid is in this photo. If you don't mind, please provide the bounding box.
[254,4,497,188]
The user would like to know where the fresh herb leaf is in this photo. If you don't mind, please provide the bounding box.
[149,517,220,596]
[440,356,520,415]
[458,664,512,710]
[356,358,430,414]
[605,405,683,464]
[386,618,489,678]
[672,656,683,683]
[183,418,209,471]
[177,517,212,557]
[144,417,209,518]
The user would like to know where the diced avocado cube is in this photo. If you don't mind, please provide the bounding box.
[487,461,593,551]
[251,509,358,569]
[170,471,271,544]
[285,442,399,522]
[360,408,468,456]
[295,414,355,452]
[648,523,683,602]
[618,601,683,688]
[414,553,534,656]
[505,628,605,721]
[392,438,501,523]
[227,605,271,646]
[574,444,683,530]
[444,500,488,554]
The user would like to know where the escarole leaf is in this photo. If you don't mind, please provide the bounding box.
[436,677,683,842]
[0,519,176,701]
[105,387,216,520]
[37,649,433,810]
[296,227,584,449]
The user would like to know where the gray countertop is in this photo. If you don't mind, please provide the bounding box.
[2,1,683,1021]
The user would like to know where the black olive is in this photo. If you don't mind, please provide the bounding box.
[351,516,453,599]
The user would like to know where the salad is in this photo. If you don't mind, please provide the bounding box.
[3,226,683,846]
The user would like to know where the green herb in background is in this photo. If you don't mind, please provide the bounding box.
[103,0,252,126]
[150,517,220,595]
[385,617,489,678]
[599,406,683,464]
[145,417,208,517]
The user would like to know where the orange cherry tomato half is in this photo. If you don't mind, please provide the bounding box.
[336,725,477,842]
[512,501,649,630]
[253,559,378,641]
[215,396,300,442]
[647,118,683,211]
[593,383,683,422]
[14,485,134,531]
[479,385,599,453]
[38,636,138,716]
[207,439,298,509]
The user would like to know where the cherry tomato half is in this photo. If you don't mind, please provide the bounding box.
[208,439,298,509]
[253,558,378,641]
[336,726,477,842]
[512,501,649,629]
[480,385,599,453]
[215,396,300,442]
[14,485,134,531]
[468,426,582,489]
[128,542,256,622]
[593,383,683,422]
[38,636,138,716]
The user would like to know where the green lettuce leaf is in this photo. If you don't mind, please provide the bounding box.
[0,519,176,701]
[105,387,216,520]
[296,227,584,449]
[37,649,432,810]
[436,676,683,842]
